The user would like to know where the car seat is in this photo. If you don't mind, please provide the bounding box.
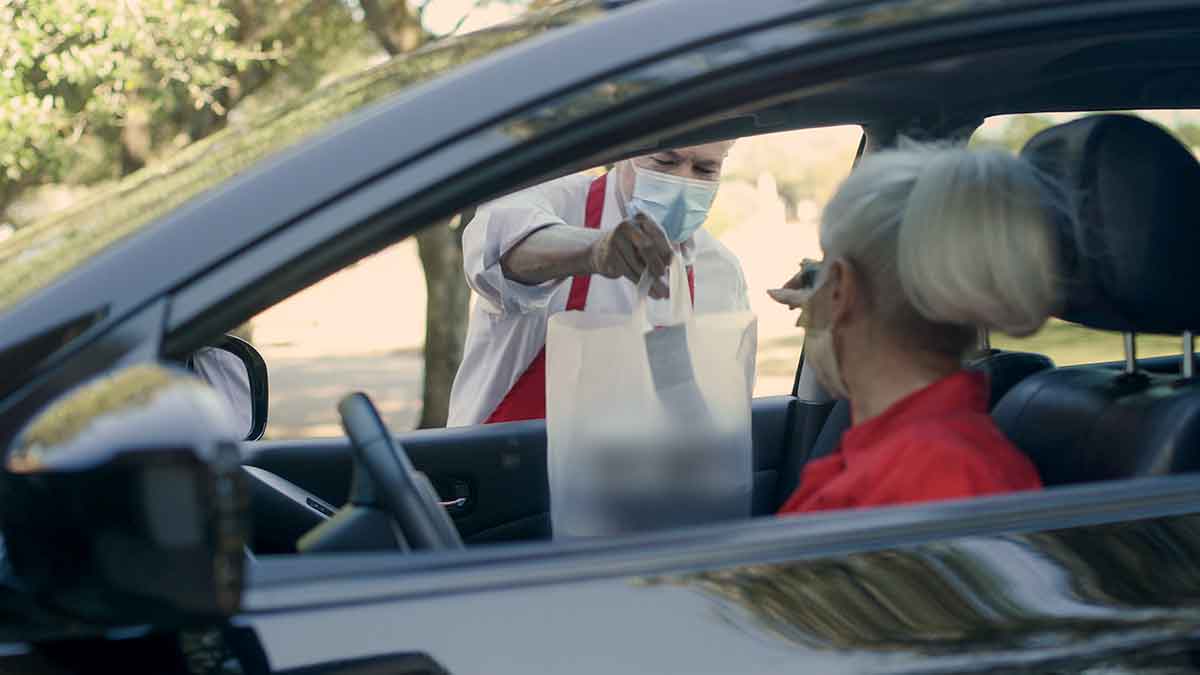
[993,114,1200,486]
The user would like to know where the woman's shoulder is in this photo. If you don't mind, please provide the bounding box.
[891,412,1041,490]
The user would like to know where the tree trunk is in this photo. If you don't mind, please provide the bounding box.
[361,0,471,429]
[358,0,403,55]
[120,106,152,175]
[415,216,471,428]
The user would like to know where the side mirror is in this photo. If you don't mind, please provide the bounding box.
[188,335,269,441]
[0,364,250,627]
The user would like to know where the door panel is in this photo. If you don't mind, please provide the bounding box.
[243,480,1200,674]
[243,420,551,543]
[242,396,804,545]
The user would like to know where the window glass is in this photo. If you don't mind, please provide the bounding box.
[242,127,861,439]
[974,111,1200,366]
[971,110,1200,154]
[251,241,431,439]
[990,319,1184,366]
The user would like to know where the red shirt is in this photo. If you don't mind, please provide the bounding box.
[778,370,1041,515]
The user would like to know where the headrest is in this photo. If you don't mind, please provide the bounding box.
[1020,114,1200,334]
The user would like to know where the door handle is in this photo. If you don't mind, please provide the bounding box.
[435,478,471,514]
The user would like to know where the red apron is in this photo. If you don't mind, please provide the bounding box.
[484,173,695,424]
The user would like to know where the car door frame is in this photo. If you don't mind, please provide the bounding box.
[155,0,1200,542]
[152,0,1200,526]
[201,0,1195,593]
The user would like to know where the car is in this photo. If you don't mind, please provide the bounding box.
[4,0,1200,673]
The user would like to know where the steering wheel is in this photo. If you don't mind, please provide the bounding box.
[337,392,463,551]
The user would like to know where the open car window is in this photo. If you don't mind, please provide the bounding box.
[247,125,862,438]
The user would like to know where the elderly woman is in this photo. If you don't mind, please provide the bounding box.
[769,144,1063,514]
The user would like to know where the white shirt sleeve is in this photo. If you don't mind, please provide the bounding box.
[191,346,253,438]
[461,176,590,316]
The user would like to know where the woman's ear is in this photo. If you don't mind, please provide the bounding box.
[827,258,859,325]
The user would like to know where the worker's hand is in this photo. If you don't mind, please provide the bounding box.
[588,213,673,299]
[767,259,823,309]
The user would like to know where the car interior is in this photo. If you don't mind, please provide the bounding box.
[230,20,1200,558]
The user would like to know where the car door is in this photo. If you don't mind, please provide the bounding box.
[242,394,805,545]
[219,3,1200,673]
[237,476,1200,674]
[167,0,1198,545]
[221,0,879,548]
[12,1,1193,672]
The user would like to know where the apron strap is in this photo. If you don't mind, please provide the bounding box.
[564,173,607,311]
[484,174,607,424]
[484,173,697,424]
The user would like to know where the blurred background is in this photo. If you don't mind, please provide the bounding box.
[5,1,1199,438]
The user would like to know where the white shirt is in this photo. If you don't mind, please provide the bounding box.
[191,346,254,438]
[447,172,750,427]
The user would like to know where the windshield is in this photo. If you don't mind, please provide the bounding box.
[0,1,605,316]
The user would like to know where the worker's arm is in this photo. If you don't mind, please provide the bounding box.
[501,213,673,299]
[499,224,600,285]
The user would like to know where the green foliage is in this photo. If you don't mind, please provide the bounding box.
[705,181,758,239]
[991,318,1181,366]
[969,113,1057,152]
[0,0,599,313]
[0,0,269,202]
[722,126,862,219]
[972,112,1200,154]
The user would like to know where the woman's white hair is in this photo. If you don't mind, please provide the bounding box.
[820,142,1064,346]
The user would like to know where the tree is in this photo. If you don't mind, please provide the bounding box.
[722,127,862,220]
[0,1,250,220]
[0,0,376,348]
[357,0,508,429]
[3,0,568,430]
[969,114,1057,153]
[0,0,377,224]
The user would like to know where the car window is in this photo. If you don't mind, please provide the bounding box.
[717,125,862,395]
[973,111,1200,366]
[251,238,434,439]
[990,320,1184,366]
[245,126,860,438]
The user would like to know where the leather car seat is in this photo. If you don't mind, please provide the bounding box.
[993,114,1200,486]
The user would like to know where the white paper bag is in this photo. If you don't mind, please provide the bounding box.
[546,262,757,538]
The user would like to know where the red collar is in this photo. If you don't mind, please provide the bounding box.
[841,370,989,456]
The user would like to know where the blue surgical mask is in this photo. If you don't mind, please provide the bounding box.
[627,163,719,243]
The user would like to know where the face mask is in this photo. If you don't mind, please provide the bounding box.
[627,163,718,243]
[804,323,850,400]
[793,261,850,400]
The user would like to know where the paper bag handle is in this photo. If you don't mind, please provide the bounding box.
[633,257,693,328]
